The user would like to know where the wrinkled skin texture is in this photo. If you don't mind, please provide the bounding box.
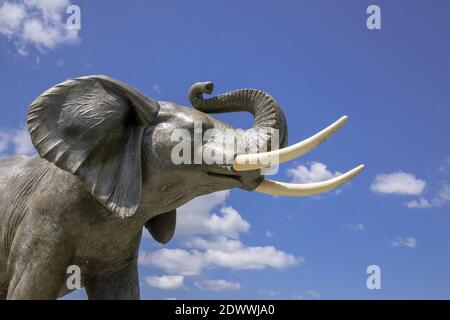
[0,76,286,299]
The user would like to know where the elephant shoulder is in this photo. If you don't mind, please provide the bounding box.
[0,155,33,186]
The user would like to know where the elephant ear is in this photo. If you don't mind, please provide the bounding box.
[145,210,177,244]
[27,75,160,218]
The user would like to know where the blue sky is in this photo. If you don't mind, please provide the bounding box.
[1,0,450,299]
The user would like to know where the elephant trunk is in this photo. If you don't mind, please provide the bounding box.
[189,82,288,152]
[189,81,365,197]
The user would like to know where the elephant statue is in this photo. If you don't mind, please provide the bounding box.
[0,75,364,299]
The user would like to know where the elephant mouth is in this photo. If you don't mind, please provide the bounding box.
[206,171,242,183]
[206,169,263,191]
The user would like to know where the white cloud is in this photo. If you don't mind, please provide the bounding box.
[305,290,320,299]
[11,126,34,155]
[258,289,280,297]
[139,249,205,276]
[139,236,300,275]
[371,171,426,196]
[0,0,80,55]
[391,237,416,248]
[347,223,364,232]
[195,279,241,292]
[26,0,69,21]
[266,230,274,238]
[287,161,340,183]
[403,184,450,209]
[201,238,300,271]
[292,290,321,300]
[432,183,450,207]
[184,236,242,251]
[0,131,10,156]
[22,19,60,49]
[0,126,35,158]
[176,191,250,239]
[404,197,432,209]
[0,2,26,37]
[145,275,184,290]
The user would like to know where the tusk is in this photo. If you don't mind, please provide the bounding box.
[233,116,348,171]
[255,164,364,196]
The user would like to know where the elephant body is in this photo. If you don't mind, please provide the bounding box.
[0,75,360,300]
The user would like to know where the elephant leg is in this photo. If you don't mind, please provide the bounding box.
[84,259,140,300]
[7,220,73,300]
[0,287,7,300]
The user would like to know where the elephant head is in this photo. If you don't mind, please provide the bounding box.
[27,75,364,243]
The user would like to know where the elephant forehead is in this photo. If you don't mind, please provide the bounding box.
[157,101,228,130]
